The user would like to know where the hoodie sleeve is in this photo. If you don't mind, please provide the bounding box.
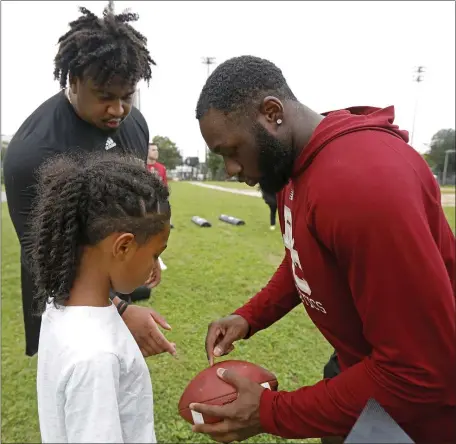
[258,147,455,438]
[233,255,301,337]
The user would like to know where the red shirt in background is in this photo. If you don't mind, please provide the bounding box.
[147,161,168,186]
[234,106,455,443]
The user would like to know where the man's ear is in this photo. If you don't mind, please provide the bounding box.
[259,96,284,125]
[112,233,136,261]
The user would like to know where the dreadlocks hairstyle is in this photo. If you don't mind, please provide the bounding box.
[27,152,171,315]
[53,1,155,89]
[195,55,297,120]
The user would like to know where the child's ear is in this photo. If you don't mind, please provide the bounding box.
[112,233,136,260]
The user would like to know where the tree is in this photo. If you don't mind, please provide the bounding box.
[424,129,455,174]
[151,135,183,170]
[207,150,225,180]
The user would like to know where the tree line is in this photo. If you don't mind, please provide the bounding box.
[423,129,455,181]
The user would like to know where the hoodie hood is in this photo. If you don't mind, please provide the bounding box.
[292,105,409,177]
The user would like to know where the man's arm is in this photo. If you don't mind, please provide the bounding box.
[129,107,150,164]
[109,291,176,357]
[233,255,301,337]
[64,353,124,443]
[3,141,57,255]
[258,160,455,438]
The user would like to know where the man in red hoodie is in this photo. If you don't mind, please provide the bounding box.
[147,142,168,185]
[190,56,455,444]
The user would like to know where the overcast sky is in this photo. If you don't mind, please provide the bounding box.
[1,1,455,159]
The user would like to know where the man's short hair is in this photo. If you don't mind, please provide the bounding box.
[196,55,297,119]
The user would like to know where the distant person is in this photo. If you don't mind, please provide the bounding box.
[30,152,171,443]
[2,2,175,358]
[147,142,174,232]
[191,56,455,444]
[147,143,168,185]
[259,186,277,230]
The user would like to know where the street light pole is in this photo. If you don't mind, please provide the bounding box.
[442,149,455,186]
[410,66,425,147]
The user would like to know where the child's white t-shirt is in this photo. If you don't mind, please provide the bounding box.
[37,302,156,443]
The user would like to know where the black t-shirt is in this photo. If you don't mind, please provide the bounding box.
[3,90,150,258]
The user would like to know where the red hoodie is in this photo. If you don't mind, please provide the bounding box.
[234,106,455,443]
[147,161,168,186]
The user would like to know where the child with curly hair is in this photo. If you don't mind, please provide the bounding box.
[28,152,171,443]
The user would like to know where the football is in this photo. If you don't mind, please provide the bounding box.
[178,359,278,425]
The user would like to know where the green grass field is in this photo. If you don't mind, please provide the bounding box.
[445,207,455,231]
[2,182,329,444]
[1,182,455,443]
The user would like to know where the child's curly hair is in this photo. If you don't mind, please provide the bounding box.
[26,151,170,314]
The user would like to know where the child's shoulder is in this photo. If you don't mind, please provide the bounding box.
[41,303,126,358]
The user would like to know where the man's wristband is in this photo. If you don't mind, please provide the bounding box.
[115,299,129,317]
[118,300,128,316]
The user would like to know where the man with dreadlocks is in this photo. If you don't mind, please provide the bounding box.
[3,2,176,359]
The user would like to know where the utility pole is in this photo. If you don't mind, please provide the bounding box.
[202,56,216,79]
[410,65,425,147]
[201,57,216,180]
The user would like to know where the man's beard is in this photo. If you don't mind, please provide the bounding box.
[254,123,296,194]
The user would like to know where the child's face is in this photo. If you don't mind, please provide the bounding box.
[109,223,171,295]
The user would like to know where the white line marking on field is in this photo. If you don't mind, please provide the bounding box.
[441,193,455,206]
[189,182,261,198]
[188,182,455,206]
